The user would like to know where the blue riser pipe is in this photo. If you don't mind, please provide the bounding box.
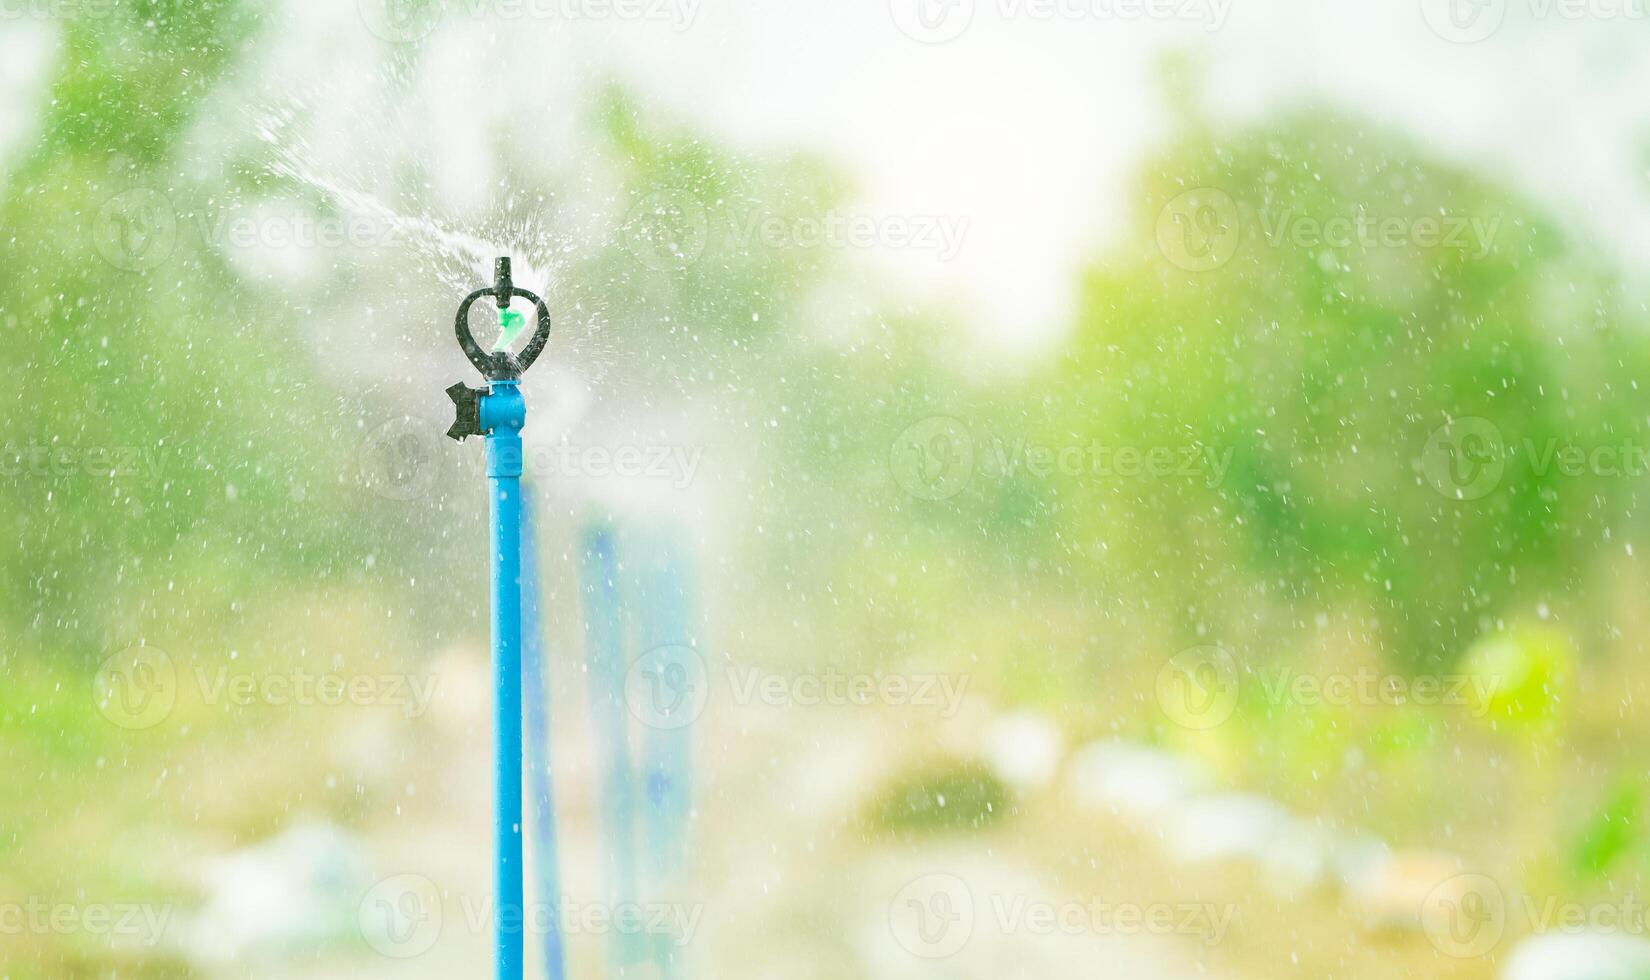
[483,381,526,980]
[444,257,555,980]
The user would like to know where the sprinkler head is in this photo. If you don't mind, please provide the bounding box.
[448,255,553,383]
[444,257,554,441]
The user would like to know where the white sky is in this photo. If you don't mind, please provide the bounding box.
[5,0,1647,360]
[545,0,1650,356]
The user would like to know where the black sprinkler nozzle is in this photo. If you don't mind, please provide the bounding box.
[449,256,553,383]
[493,256,514,312]
[443,256,553,441]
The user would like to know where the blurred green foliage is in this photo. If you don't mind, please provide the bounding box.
[1572,782,1639,879]
[1054,113,1650,669]
[1462,624,1574,731]
[865,761,1009,838]
[5,2,1650,974]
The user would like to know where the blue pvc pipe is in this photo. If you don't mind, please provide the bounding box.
[578,524,641,970]
[631,526,697,882]
[482,380,526,980]
[519,488,567,980]
[630,526,699,980]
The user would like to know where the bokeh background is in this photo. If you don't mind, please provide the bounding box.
[6,0,1650,977]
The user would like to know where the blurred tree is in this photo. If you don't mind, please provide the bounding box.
[1051,110,1650,669]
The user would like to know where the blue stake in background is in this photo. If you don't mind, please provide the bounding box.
[520,487,567,980]
[628,523,701,979]
[445,257,552,980]
[581,520,703,979]
[578,523,643,971]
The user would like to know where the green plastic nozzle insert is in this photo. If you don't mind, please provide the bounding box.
[492,308,527,353]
